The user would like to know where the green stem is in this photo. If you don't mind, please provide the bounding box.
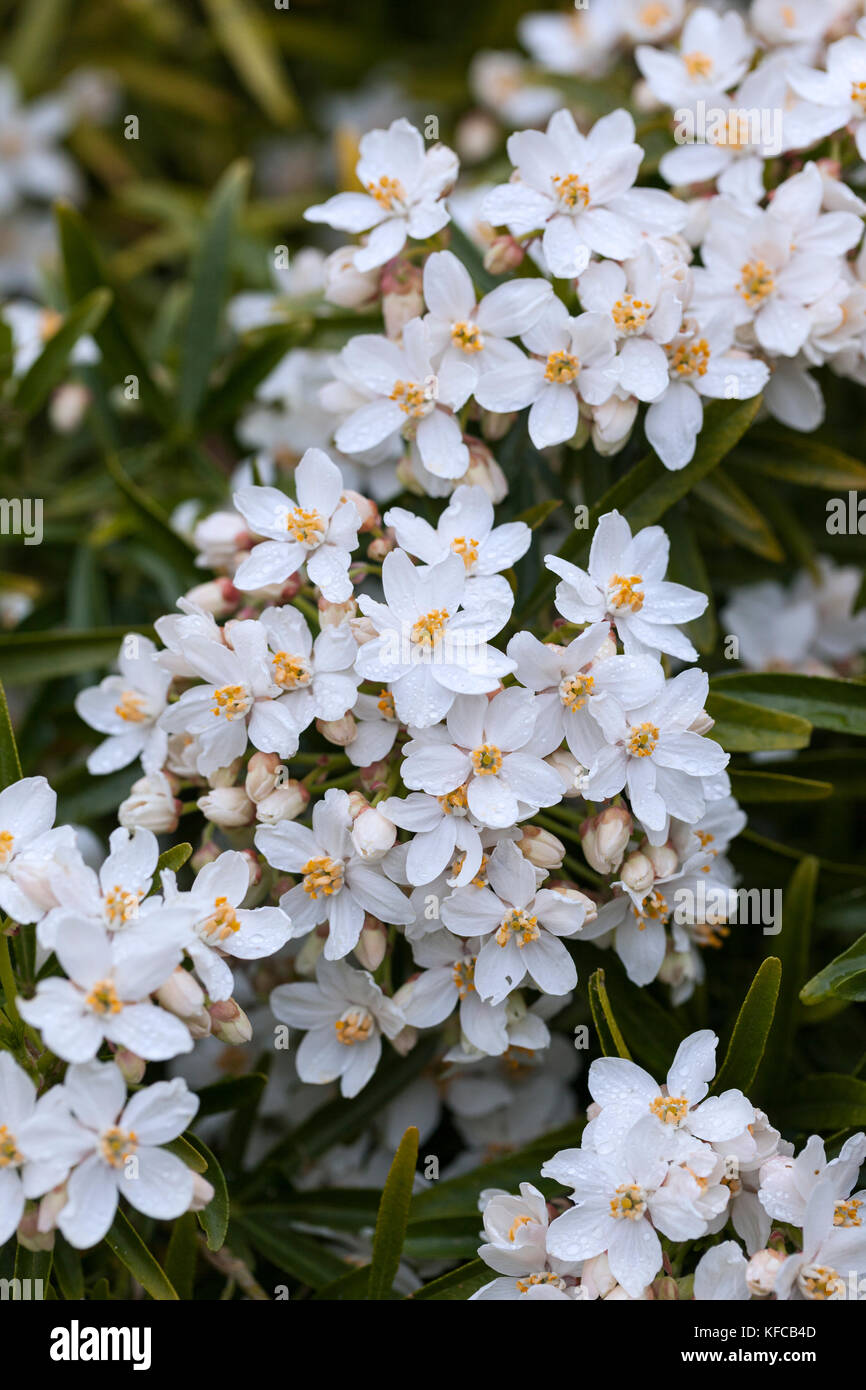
[0,932,21,1029]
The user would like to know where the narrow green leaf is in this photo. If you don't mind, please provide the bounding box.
[106,454,198,575]
[199,321,309,426]
[729,770,832,802]
[13,289,112,418]
[0,627,153,685]
[409,1121,584,1222]
[711,672,866,737]
[195,1073,267,1118]
[103,1211,178,1300]
[779,1075,866,1132]
[666,511,716,654]
[202,0,300,125]
[706,693,812,752]
[163,1134,208,1174]
[164,1212,198,1301]
[801,933,866,1005]
[694,467,784,561]
[52,1236,84,1301]
[588,968,631,1059]
[14,1241,53,1291]
[186,1133,230,1251]
[153,842,192,890]
[712,957,781,1095]
[735,431,866,489]
[368,1125,419,1301]
[602,971,685,1076]
[757,857,817,1102]
[516,498,562,530]
[0,681,23,789]
[235,1213,348,1289]
[411,1259,492,1301]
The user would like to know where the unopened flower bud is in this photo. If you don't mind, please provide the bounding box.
[349,616,377,645]
[582,806,632,874]
[581,1252,617,1299]
[342,490,379,533]
[255,782,309,825]
[483,234,525,274]
[368,530,397,561]
[184,578,239,618]
[318,597,357,627]
[50,381,91,434]
[545,749,584,797]
[245,751,286,802]
[209,998,253,1045]
[119,773,181,833]
[746,1248,785,1298]
[651,1275,679,1300]
[455,109,499,163]
[689,710,715,735]
[620,851,654,894]
[464,438,508,503]
[390,1024,417,1056]
[197,787,255,827]
[355,916,388,971]
[351,806,397,861]
[208,757,243,789]
[157,967,206,1020]
[317,713,357,746]
[113,1047,146,1085]
[189,1174,216,1212]
[322,245,379,308]
[479,408,516,441]
[17,1207,54,1252]
[37,1185,67,1234]
[193,511,249,571]
[519,825,565,870]
[295,929,326,975]
[645,841,678,878]
[383,283,425,339]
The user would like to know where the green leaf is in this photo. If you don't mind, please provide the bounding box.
[14,1241,53,1291]
[234,1212,348,1289]
[712,957,781,1095]
[801,933,866,1006]
[103,1211,178,1300]
[729,770,833,802]
[447,221,500,295]
[710,672,866,737]
[368,1125,419,1301]
[106,454,198,577]
[164,1212,198,1301]
[199,321,310,426]
[403,1216,481,1262]
[694,467,784,562]
[705,693,812,752]
[13,289,112,418]
[52,1236,84,1301]
[757,857,817,1102]
[311,1263,376,1300]
[0,681,23,789]
[515,498,562,531]
[153,842,192,890]
[411,1259,492,1301]
[186,1133,230,1251]
[588,968,631,1059]
[409,1122,584,1222]
[734,431,866,489]
[195,1073,267,1119]
[665,511,716,654]
[0,627,153,685]
[779,1075,866,1132]
[178,159,251,423]
[163,1134,209,1174]
[201,0,300,126]
[602,972,685,1076]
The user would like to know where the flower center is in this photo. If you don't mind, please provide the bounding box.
[632,890,671,929]
[211,684,252,720]
[496,908,540,948]
[366,175,405,210]
[0,830,14,867]
[0,1125,22,1168]
[628,721,659,758]
[439,784,469,816]
[670,338,710,377]
[610,1183,647,1220]
[612,295,649,334]
[286,506,326,546]
[683,50,713,79]
[649,1093,689,1125]
[452,958,476,998]
[559,671,595,711]
[114,690,149,723]
[552,173,590,210]
[544,349,579,384]
[301,855,344,898]
[451,321,484,352]
[736,260,775,305]
[515,1271,566,1293]
[471,743,503,776]
[377,688,396,719]
[411,608,449,648]
[85,978,123,1015]
[104,885,142,927]
[100,1126,138,1168]
[638,1,670,25]
[335,1007,374,1045]
[851,80,866,113]
[272,651,313,689]
[450,536,479,569]
[607,572,644,612]
[390,378,436,418]
[200,895,241,942]
[834,1198,863,1227]
[508,1214,533,1242]
[798,1264,845,1300]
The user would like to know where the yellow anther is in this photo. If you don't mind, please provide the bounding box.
[544,349,580,384]
[211,684,251,720]
[552,173,590,209]
[496,908,540,948]
[608,572,644,611]
[471,743,503,776]
[335,1007,374,1046]
[114,690,149,723]
[628,721,659,758]
[201,895,241,942]
[301,855,344,899]
[736,260,775,305]
[411,608,449,647]
[451,321,484,352]
[272,651,312,690]
[85,979,123,1015]
[559,671,595,711]
[366,176,405,210]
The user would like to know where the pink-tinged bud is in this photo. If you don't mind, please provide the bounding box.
[746,1248,785,1298]
[157,967,206,1020]
[349,616,378,645]
[347,790,370,819]
[351,806,397,861]
[239,848,261,888]
[479,408,517,441]
[295,930,326,975]
[585,805,632,874]
[689,710,715,735]
[390,1024,417,1056]
[464,438,508,503]
[358,760,390,796]
[318,597,357,627]
[544,749,583,797]
[380,256,424,297]
[255,782,309,825]
[50,381,91,434]
[189,1174,216,1212]
[483,234,525,274]
[191,841,222,873]
[645,842,678,878]
[119,773,181,833]
[184,578,239,619]
[368,531,397,561]
[342,490,379,533]
[113,1047,146,1085]
[193,511,249,570]
[383,285,425,340]
[208,756,243,789]
[317,713,357,746]
[322,245,379,309]
[278,573,303,603]
[355,916,388,970]
[620,851,654,894]
[519,826,565,871]
[651,1276,679,1301]
[17,1207,54,1252]
[197,787,255,827]
[209,998,253,1045]
[245,750,285,802]
[37,1185,67,1234]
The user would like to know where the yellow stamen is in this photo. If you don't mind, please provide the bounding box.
[450,536,479,568]
[683,51,713,79]
[612,295,649,334]
[649,1094,689,1125]
[100,1126,138,1168]
[628,721,659,758]
[451,321,484,352]
[671,338,710,377]
[0,830,14,867]
[471,743,503,776]
[366,175,405,210]
[104,885,142,926]
[452,958,476,998]
[411,608,449,648]
[211,684,251,720]
[544,349,579,384]
[834,1198,863,1227]
[114,690,149,724]
[608,573,644,611]
[272,651,312,690]
[335,1007,374,1045]
[736,260,775,305]
[559,671,595,711]
[201,895,241,943]
[286,506,326,546]
[0,1125,22,1168]
[389,379,435,418]
[552,173,590,209]
[85,979,123,1015]
[438,785,468,815]
[377,688,396,719]
[496,908,540,948]
[301,855,344,899]
[610,1183,647,1220]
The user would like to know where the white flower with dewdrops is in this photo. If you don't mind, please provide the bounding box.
[378,790,487,889]
[74,635,170,776]
[0,1053,89,1246]
[334,317,472,482]
[470,1182,582,1300]
[37,826,162,952]
[773,1180,866,1301]
[258,606,360,732]
[393,929,510,1056]
[401,688,566,829]
[21,1061,199,1249]
[545,510,708,661]
[232,447,360,601]
[579,668,729,833]
[270,957,406,1097]
[635,6,755,108]
[759,1132,866,1229]
[482,108,687,279]
[304,118,458,272]
[160,849,292,1002]
[0,776,77,925]
[344,689,400,768]
[354,549,514,728]
[441,839,593,1004]
[506,620,666,763]
[693,1241,751,1301]
[18,917,193,1063]
[577,244,687,405]
[384,484,531,627]
[255,788,415,960]
[788,22,866,164]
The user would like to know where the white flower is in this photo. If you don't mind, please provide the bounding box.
[2,299,98,376]
[440,839,592,1003]
[635,7,755,107]
[518,7,623,78]
[0,1053,88,1245]
[354,549,514,729]
[38,826,161,952]
[270,957,406,1097]
[693,1240,751,1300]
[255,788,415,959]
[789,25,866,163]
[23,1061,198,1248]
[161,849,292,1001]
[75,635,171,776]
[401,688,566,828]
[483,108,686,279]
[545,510,708,660]
[0,71,81,210]
[259,606,360,731]
[379,789,487,889]
[577,244,687,404]
[345,689,400,767]
[774,1180,866,1300]
[0,776,76,924]
[471,1181,581,1299]
[759,1132,866,1228]
[475,299,619,448]
[18,917,193,1062]
[232,447,359,601]
[305,118,457,272]
[394,929,510,1055]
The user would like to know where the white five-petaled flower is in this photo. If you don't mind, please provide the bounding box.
[304,118,458,272]
[0,71,81,211]
[789,22,866,164]
[378,790,487,889]
[75,634,170,776]
[577,244,686,405]
[232,447,360,601]
[759,1132,866,1229]
[545,510,708,660]
[258,606,360,732]
[635,6,755,107]
[441,839,593,1004]
[38,826,162,952]
[773,1179,866,1300]
[470,1182,581,1300]
[255,788,415,960]
[0,776,76,925]
[393,929,510,1056]
[270,957,406,1097]
[0,1053,87,1245]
